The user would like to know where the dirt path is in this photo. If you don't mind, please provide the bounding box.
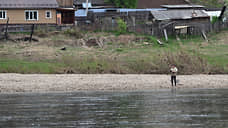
[0,74,228,93]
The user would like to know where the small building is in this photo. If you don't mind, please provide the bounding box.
[150,9,210,36]
[0,0,75,25]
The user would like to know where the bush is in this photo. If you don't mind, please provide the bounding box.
[154,50,210,74]
[212,16,219,24]
[117,18,127,35]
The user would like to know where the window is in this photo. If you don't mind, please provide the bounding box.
[46,11,52,18]
[25,10,38,20]
[0,10,6,19]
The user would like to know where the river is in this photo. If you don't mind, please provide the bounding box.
[0,89,228,128]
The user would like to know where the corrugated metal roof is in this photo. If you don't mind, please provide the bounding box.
[75,8,166,17]
[0,0,59,9]
[151,10,209,20]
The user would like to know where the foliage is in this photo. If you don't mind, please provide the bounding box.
[105,0,138,8]
[117,18,127,34]
[212,16,219,24]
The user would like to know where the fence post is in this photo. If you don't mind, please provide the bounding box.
[29,24,35,42]
[4,17,9,40]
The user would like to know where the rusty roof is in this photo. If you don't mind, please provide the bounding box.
[151,10,209,20]
[0,0,59,9]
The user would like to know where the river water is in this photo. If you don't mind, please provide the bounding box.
[0,89,228,128]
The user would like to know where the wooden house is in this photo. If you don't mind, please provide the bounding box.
[0,0,58,25]
[0,0,75,25]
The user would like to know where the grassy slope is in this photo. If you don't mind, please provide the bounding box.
[0,30,227,74]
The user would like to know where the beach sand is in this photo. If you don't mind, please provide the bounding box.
[0,74,228,93]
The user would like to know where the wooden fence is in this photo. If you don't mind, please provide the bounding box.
[1,21,228,38]
[76,20,228,37]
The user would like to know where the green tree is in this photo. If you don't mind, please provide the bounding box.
[105,0,138,8]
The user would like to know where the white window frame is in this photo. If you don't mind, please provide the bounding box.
[25,10,39,21]
[0,10,7,19]
[45,10,52,19]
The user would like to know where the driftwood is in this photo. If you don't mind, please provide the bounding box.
[201,30,208,42]
[85,37,104,48]
[163,29,168,41]
[157,39,164,45]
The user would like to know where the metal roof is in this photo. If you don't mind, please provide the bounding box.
[0,0,59,9]
[151,10,209,20]
[161,5,205,9]
[75,8,166,17]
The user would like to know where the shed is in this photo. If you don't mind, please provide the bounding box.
[151,10,209,21]
[150,9,210,37]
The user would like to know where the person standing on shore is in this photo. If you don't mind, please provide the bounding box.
[170,65,178,87]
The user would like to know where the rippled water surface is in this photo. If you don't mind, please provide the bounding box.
[0,89,228,128]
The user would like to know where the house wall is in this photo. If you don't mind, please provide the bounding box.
[0,9,57,24]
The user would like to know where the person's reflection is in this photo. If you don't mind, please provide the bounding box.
[171,88,177,97]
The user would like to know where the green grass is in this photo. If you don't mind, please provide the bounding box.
[0,59,64,74]
[0,30,228,74]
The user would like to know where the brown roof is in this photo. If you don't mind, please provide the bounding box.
[0,0,59,9]
[137,0,189,8]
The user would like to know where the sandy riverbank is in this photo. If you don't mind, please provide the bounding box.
[0,74,228,93]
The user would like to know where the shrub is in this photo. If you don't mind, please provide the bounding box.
[117,18,127,35]
[212,16,219,24]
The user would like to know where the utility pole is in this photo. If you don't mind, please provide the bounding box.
[85,0,89,15]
